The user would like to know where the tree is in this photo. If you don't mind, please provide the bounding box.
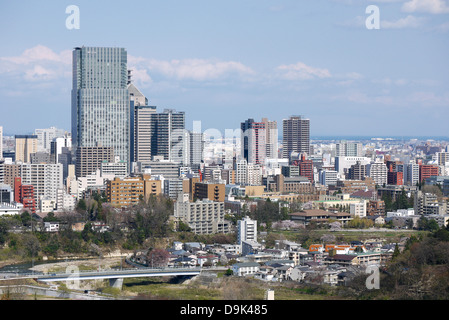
[392,243,400,260]
[43,211,59,222]
[146,248,170,267]
[0,219,8,245]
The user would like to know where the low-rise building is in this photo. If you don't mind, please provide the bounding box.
[231,262,260,276]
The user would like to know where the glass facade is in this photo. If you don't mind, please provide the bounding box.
[72,46,130,166]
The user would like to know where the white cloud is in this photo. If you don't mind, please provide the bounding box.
[1,45,71,65]
[275,62,332,80]
[381,15,426,28]
[402,0,449,13]
[129,56,255,83]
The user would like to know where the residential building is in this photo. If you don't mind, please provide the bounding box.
[367,160,388,186]
[282,115,310,159]
[237,216,257,245]
[131,103,156,165]
[261,118,278,159]
[14,177,36,214]
[241,118,267,165]
[231,262,260,277]
[20,163,63,205]
[106,175,162,207]
[149,109,186,164]
[174,196,230,235]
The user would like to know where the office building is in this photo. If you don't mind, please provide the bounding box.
[319,169,338,186]
[100,157,128,178]
[0,184,12,204]
[15,135,38,163]
[335,156,371,176]
[0,126,2,160]
[75,146,114,178]
[419,165,439,183]
[34,127,66,153]
[336,141,362,157]
[282,115,310,159]
[72,46,130,165]
[194,182,225,202]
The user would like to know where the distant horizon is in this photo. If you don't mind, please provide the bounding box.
[3,128,449,143]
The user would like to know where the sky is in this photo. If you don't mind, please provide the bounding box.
[0,0,448,138]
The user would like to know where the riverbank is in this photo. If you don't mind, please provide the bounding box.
[29,256,126,273]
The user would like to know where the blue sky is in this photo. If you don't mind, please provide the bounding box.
[0,0,448,137]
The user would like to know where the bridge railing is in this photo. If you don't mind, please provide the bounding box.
[2,266,204,279]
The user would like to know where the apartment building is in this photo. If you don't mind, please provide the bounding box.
[106,175,162,207]
[174,197,231,235]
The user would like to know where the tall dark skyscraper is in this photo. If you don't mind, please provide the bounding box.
[71,46,130,166]
[150,109,186,164]
[282,115,310,159]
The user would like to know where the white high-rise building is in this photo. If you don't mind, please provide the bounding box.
[20,163,63,205]
[335,141,362,157]
[406,161,420,186]
[235,159,262,185]
[0,126,3,160]
[237,216,257,245]
[35,127,66,153]
[319,169,338,186]
[367,160,388,186]
[334,156,371,175]
[189,131,204,166]
[262,118,278,159]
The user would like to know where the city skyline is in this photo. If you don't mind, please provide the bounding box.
[0,1,448,137]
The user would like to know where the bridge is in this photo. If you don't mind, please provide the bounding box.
[0,266,207,290]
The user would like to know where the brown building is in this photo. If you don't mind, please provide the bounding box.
[194,182,225,202]
[288,209,352,226]
[337,177,376,194]
[106,175,162,207]
[367,199,385,216]
[4,163,21,190]
[75,146,114,178]
[15,135,38,163]
[267,174,313,194]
